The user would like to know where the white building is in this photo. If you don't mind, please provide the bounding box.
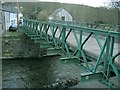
[2,2,23,31]
[49,8,73,21]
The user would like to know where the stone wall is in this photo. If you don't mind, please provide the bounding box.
[2,32,46,59]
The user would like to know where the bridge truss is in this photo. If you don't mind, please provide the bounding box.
[19,19,120,88]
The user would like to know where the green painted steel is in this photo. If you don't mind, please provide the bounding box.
[19,19,120,88]
[81,72,103,82]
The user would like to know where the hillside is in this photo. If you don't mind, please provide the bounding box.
[17,2,119,25]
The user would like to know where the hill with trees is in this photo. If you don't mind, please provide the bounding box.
[17,2,119,25]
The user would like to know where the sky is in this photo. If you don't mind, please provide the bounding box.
[2,0,119,7]
[38,0,109,7]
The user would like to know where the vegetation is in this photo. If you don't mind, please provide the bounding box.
[106,0,120,10]
[16,2,120,25]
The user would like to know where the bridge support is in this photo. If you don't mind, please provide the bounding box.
[81,72,103,82]
[47,48,63,56]
[60,56,79,64]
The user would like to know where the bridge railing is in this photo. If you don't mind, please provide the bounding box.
[49,20,120,32]
[20,19,120,87]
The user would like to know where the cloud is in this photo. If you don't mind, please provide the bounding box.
[38,0,106,7]
[1,0,106,7]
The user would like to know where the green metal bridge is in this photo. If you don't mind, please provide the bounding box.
[19,19,120,88]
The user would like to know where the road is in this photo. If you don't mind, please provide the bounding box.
[47,28,120,66]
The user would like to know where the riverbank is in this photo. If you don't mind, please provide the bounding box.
[2,32,46,59]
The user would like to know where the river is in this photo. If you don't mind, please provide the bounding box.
[2,56,82,88]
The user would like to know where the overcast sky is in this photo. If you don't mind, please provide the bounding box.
[1,0,116,7]
[38,0,110,7]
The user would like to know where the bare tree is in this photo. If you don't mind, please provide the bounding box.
[104,0,120,10]
[110,0,120,9]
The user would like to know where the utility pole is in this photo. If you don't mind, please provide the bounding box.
[16,0,19,30]
[0,1,2,34]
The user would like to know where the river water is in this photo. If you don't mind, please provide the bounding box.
[2,56,82,88]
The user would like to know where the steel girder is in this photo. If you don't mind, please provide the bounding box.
[19,19,120,88]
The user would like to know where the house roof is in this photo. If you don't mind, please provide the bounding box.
[2,2,21,13]
[49,8,66,17]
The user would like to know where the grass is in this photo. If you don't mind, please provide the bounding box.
[2,31,21,37]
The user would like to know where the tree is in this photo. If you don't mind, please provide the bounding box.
[105,0,120,10]
[37,10,49,20]
[110,1,120,9]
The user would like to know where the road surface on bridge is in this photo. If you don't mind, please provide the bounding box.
[48,28,120,66]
